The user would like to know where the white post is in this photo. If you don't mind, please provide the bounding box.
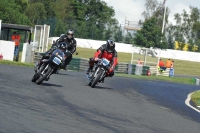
[39,25,43,52]
[161,6,167,34]
[157,5,167,76]
[131,47,134,64]
[45,25,50,52]
[0,20,2,38]
[42,24,46,52]
[156,49,161,76]
[33,26,36,42]
[144,48,147,65]
[196,78,200,85]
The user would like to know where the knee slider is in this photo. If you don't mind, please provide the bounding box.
[109,71,114,77]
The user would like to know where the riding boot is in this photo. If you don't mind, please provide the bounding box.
[100,77,105,83]
[86,66,93,74]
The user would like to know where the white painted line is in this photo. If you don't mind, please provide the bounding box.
[185,93,200,113]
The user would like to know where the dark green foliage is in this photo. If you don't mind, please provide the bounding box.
[2,0,200,49]
[134,17,167,49]
[0,0,30,24]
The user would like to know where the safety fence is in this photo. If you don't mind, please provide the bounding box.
[33,53,148,74]
[68,59,173,76]
[33,52,173,76]
[67,58,151,75]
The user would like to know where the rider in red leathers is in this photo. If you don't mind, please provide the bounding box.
[86,39,118,82]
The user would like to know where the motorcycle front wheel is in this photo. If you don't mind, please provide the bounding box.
[91,69,104,88]
[36,67,52,85]
[31,64,45,82]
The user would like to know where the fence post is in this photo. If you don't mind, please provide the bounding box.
[127,63,132,74]
[0,19,2,38]
[196,78,199,85]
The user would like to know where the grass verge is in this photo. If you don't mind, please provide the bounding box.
[74,47,200,76]
[191,91,200,106]
[0,60,34,67]
[116,73,195,85]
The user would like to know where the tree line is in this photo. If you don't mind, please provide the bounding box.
[0,0,122,41]
[0,0,200,51]
[134,0,200,52]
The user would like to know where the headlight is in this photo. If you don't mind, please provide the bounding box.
[57,55,63,60]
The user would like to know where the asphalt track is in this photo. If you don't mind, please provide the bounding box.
[0,64,199,133]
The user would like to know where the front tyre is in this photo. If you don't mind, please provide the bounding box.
[31,73,39,82]
[36,67,52,85]
[88,81,92,86]
[31,64,45,82]
[91,69,104,88]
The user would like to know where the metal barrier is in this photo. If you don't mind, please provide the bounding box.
[33,52,150,75]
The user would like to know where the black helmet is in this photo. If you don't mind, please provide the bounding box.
[60,34,65,37]
[106,39,115,52]
[66,29,74,39]
[58,42,67,51]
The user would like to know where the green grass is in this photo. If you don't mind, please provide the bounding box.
[116,73,195,85]
[0,60,34,67]
[6,46,200,77]
[74,47,200,76]
[191,91,200,106]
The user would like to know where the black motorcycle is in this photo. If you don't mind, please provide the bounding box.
[31,48,65,85]
[86,58,110,88]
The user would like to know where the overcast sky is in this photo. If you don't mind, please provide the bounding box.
[103,0,200,25]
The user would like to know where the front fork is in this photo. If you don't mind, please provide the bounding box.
[93,67,106,81]
[41,64,49,75]
[99,68,106,81]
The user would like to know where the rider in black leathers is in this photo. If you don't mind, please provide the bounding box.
[41,29,77,70]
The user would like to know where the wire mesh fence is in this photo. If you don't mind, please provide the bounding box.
[36,18,141,44]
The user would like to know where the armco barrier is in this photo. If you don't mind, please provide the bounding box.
[115,63,129,73]
[157,68,170,76]
[68,58,81,71]
[33,53,150,75]
[150,66,173,76]
[133,64,150,75]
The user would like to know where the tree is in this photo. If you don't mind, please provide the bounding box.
[190,6,200,51]
[134,17,167,49]
[28,0,56,17]
[53,0,72,21]
[114,25,123,42]
[142,0,158,20]
[192,22,200,51]
[137,0,168,48]
[125,32,134,44]
[77,0,116,40]
[25,2,46,24]
[165,6,200,51]
[0,0,30,24]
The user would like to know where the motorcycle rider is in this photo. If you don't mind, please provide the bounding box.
[86,39,118,82]
[41,29,77,70]
[35,42,68,81]
[36,42,68,70]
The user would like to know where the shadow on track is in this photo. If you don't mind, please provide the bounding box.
[41,82,63,87]
[95,86,113,90]
[86,85,113,90]
[56,73,73,76]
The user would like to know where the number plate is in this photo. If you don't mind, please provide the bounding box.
[102,58,110,66]
[53,57,61,65]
